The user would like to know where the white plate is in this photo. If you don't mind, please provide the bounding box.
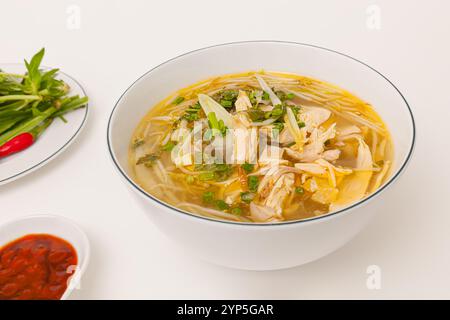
[0,63,88,185]
[0,214,90,300]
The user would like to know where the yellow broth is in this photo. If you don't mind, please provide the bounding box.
[129,71,393,223]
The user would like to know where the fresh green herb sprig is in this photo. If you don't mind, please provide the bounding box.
[0,48,89,146]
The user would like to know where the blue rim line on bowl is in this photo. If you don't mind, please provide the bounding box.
[107,40,416,227]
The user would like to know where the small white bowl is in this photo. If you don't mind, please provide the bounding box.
[0,214,90,299]
[108,41,415,270]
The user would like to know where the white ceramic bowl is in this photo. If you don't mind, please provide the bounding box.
[0,215,90,299]
[107,41,415,270]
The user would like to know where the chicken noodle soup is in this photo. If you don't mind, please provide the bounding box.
[129,71,393,223]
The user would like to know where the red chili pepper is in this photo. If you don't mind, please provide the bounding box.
[0,133,34,158]
[0,119,53,159]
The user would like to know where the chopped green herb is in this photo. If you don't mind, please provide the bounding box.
[161,141,176,151]
[195,163,231,172]
[262,91,270,101]
[191,101,201,109]
[195,163,234,181]
[213,90,238,109]
[198,171,216,181]
[291,105,301,117]
[271,105,284,117]
[231,207,242,215]
[248,175,259,192]
[240,191,255,203]
[295,187,305,195]
[184,107,200,113]
[220,100,233,107]
[241,162,254,174]
[207,112,226,136]
[221,90,238,100]
[180,102,203,122]
[132,138,145,149]
[173,96,185,105]
[176,102,199,122]
[285,141,296,147]
[247,108,265,121]
[298,121,306,128]
[215,200,230,211]
[264,104,286,121]
[136,153,159,167]
[218,119,226,134]
[248,90,257,105]
[273,122,284,133]
[182,112,199,122]
[202,191,215,203]
[276,90,294,101]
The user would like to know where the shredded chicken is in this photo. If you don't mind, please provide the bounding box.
[338,125,361,137]
[258,145,287,166]
[330,137,373,211]
[284,123,337,162]
[235,90,252,112]
[322,149,341,161]
[279,127,294,145]
[263,172,295,216]
[250,203,280,222]
[299,106,331,132]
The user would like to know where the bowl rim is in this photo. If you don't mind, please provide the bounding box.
[107,40,416,227]
[0,63,89,185]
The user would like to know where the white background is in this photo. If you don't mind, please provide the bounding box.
[1,0,449,299]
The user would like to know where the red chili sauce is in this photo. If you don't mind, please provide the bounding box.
[0,234,77,300]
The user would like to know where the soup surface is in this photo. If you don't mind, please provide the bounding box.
[129,71,393,223]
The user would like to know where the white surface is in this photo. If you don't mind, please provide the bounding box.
[0,0,448,299]
[0,64,88,185]
[0,215,90,300]
[108,41,414,270]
